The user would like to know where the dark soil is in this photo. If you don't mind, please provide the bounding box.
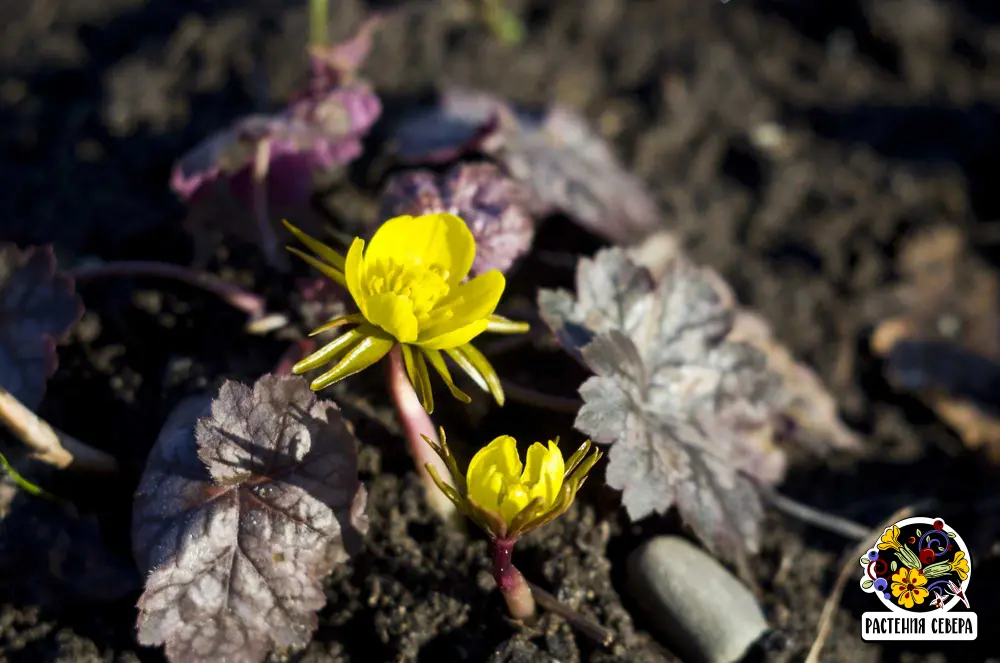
[3,0,1000,661]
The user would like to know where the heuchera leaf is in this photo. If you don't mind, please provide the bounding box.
[171,20,383,209]
[388,88,662,244]
[0,244,83,410]
[539,248,785,568]
[379,162,535,275]
[132,374,368,663]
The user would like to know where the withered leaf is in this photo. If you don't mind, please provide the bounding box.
[132,374,368,663]
[540,248,785,567]
[389,89,662,244]
[0,244,84,410]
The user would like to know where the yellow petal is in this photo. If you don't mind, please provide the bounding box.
[416,319,489,351]
[499,484,531,525]
[467,435,521,509]
[344,237,368,314]
[522,441,564,505]
[419,270,505,342]
[366,293,419,343]
[364,213,475,285]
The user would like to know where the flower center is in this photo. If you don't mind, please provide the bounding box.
[368,258,454,323]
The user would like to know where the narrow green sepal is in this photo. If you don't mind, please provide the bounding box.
[286,247,347,287]
[282,219,346,270]
[310,334,393,390]
[422,348,472,404]
[293,328,363,373]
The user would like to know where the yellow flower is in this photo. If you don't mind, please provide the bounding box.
[424,430,602,539]
[950,551,970,580]
[877,525,902,551]
[891,567,929,609]
[283,214,529,412]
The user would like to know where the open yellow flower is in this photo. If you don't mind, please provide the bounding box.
[424,430,602,540]
[877,525,902,551]
[283,213,529,412]
[891,567,929,609]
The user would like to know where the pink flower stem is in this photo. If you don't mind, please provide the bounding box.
[492,537,537,623]
[384,344,461,525]
[68,261,267,321]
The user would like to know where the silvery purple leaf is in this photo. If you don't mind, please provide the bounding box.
[0,244,83,410]
[539,248,785,571]
[132,374,368,663]
[379,163,535,275]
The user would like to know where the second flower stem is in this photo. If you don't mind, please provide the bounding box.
[385,345,461,525]
[492,537,537,623]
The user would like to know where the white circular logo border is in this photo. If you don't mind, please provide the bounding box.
[860,516,971,614]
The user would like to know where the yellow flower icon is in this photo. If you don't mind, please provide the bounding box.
[878,525,902,551]
[284,213,528,412]
[891,567,929,609]
[424,430,602,540]
[950,551,970,581]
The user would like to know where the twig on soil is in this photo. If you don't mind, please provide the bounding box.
[0,388,118,474]
[500,380,582,414]
[761,488,871,541]
[69,260,284,333]
[527,580,616,647]
[804,500,935,663]
[385,345,464,528]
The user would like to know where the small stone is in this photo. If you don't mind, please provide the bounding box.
[626,536,769,663]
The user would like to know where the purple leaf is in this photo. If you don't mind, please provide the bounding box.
[539,248,785,569]
[172,84,382,209]
[388,89,662,244]
[389,89,506,164]
[171,19,384,210]
[307,15,384,89]
[132,375,368,663]
[0,244,84,410]
[379,163,535,275]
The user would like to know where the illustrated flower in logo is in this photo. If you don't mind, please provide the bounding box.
[950,552,970,581]
[878,525,902,551]
[859,516,973,614]
[891,567,929,609]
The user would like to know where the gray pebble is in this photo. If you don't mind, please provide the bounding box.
[626,536,769,663]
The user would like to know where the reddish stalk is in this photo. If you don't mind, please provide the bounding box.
[69,261,268,322]
[384,345,460,524]
[492,537,537,623]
